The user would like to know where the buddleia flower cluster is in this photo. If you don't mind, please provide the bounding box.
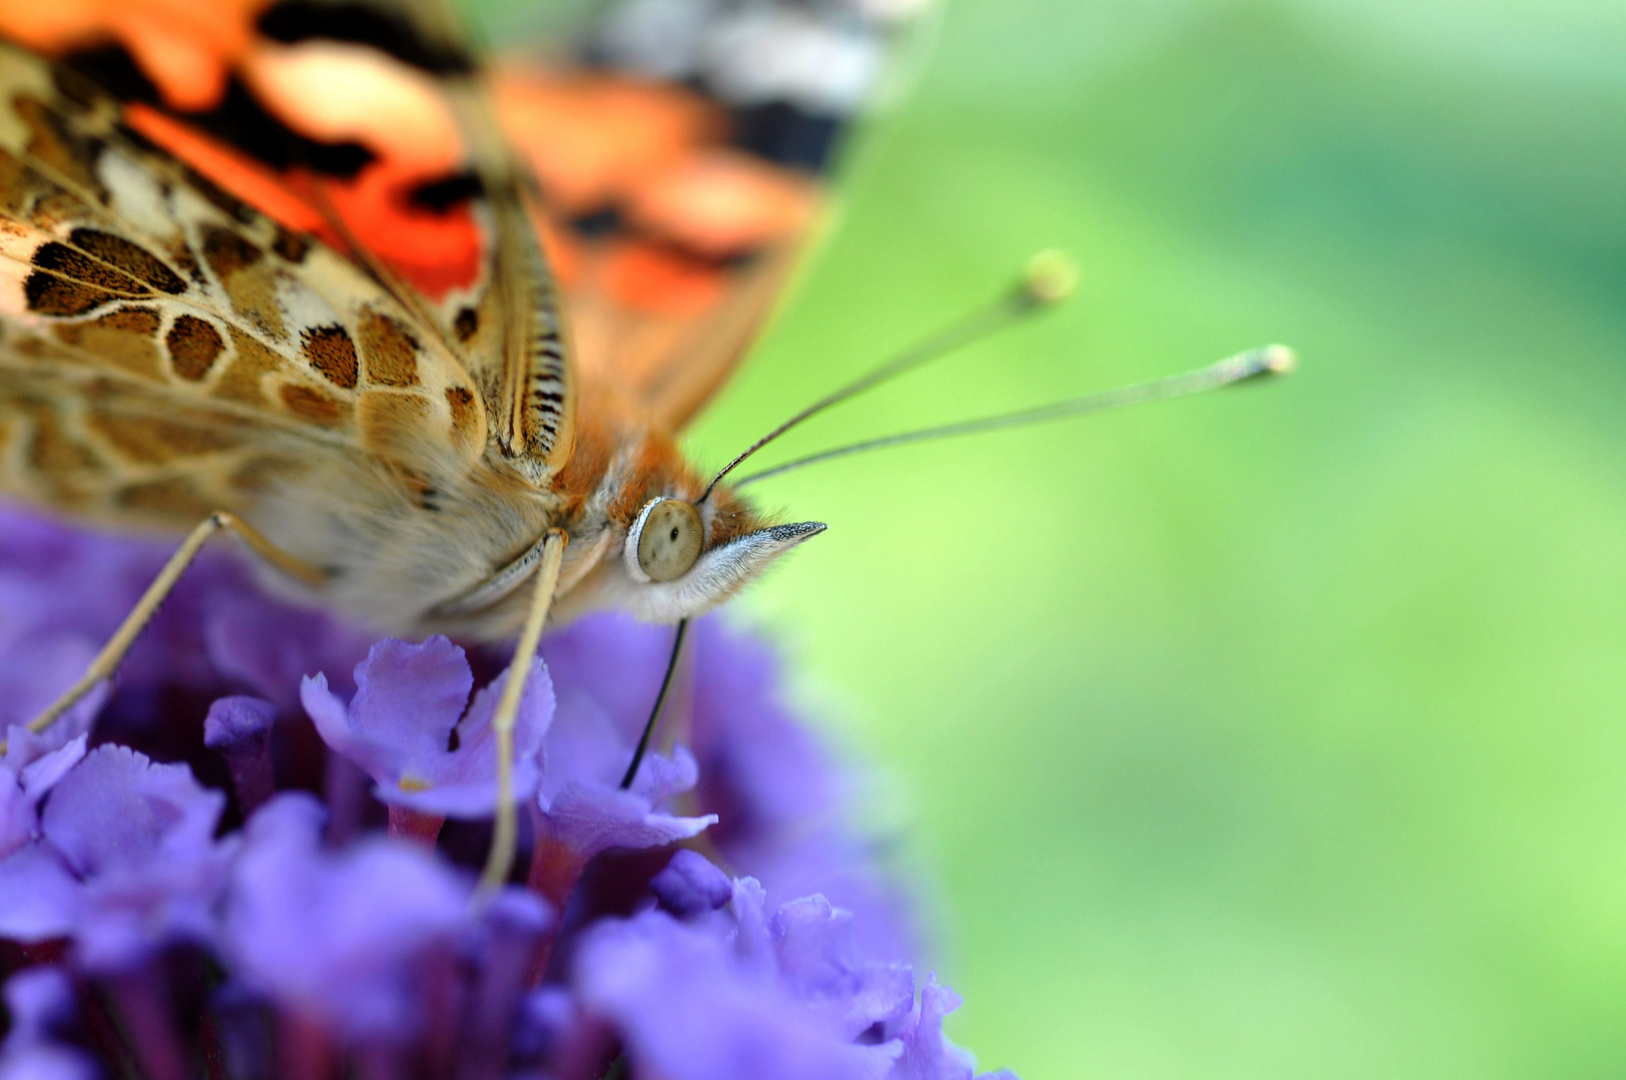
[0,506,1013,1080]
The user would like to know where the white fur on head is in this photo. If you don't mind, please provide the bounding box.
[606,521,826,622]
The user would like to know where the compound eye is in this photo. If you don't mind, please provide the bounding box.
[632,498,704,582]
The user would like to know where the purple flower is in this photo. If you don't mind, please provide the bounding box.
[41,746,224,882]
[0,846,79,945]
[301,637,554,817]
[540,615,679,781]
[0,508,232,700]
[772,895,916,1042]
[892,980,1019,1080]
[529,745,716,909]
[511,621,721,904]
[576,875,1005,1080]
[686,618,920,962]
[0,504,1016,1079]
[206,596,375,712]
[203,696,278,814]
[2,965,75,1041]
[687,618,842,847]
[0,967,99,1080]
[0,735,87,860]
[651,848,734,917]
[576,902,901,1080]
[7,745,234,969]
[221,793,473,1042]
[0,1033,99,1080]
[0,507,372,728]
[0,729,85,940]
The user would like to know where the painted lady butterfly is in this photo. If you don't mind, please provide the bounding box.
[0,0,1290,884]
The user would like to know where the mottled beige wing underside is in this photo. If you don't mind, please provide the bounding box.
[0,39,490,531]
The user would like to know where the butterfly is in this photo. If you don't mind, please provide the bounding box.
[0,0,1290,886]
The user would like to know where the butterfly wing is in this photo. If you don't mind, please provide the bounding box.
[0,0,610,534]
[0,34,494,530]
[495,0,929,432]
[0,0,927,535]
[210,0,579,477]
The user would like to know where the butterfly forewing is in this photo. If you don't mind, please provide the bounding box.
[0,0,928,636]
[0,38,498,536]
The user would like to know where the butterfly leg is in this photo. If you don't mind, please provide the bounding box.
[478,528,567,893]
[19,511,325,742]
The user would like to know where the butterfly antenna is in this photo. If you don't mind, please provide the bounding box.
[732,345,1297,488]
[699,252,1078,501]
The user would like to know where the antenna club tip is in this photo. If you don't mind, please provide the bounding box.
[1023,250,1078,305]
[1260,344,1298,376]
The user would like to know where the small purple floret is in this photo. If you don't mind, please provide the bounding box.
[891,978,987,1080]
[221,794,473,1042]
[0,734,87,860]
[301,637,554,817]
[204,695,278,813]
[35,745,233,969]
[41,745,225,881]
[0,970,99,1080]
[529,752,716,907]
[577,905,900,1080]
[203,695,277,751]
[651,849,734,918]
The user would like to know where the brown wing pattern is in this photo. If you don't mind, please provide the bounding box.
[0,37,488,529]
[0,0,581,487]
[214,0,579,478]
[0,0,926,537]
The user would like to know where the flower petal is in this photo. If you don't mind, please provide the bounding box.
[378,657,555,818]
[538,781,716,862]
[576,909,899,1080]
[40,745,224,878]
[651,849,734,918]
[222,794,476,1043]
[19,736,88,806]
[0,846,80,941]
[349,637,472,753]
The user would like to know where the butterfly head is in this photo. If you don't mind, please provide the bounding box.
[547,431,824,626]
[616,493,825,621]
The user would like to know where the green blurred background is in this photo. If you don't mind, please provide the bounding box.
[524,2,1626,1075]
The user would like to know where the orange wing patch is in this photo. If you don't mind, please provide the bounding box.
[122,103,330,240]
[4,7,486,305]
[123,59,484,305]
[496,66,821,431]
[602,243,726,316]
[495,72,722,216]
[1,4,578,480]
[0,0,267,110]
[627,148,816,260]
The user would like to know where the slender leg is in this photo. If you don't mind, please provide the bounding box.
[15,511,324,745]
[478,529,567,894]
